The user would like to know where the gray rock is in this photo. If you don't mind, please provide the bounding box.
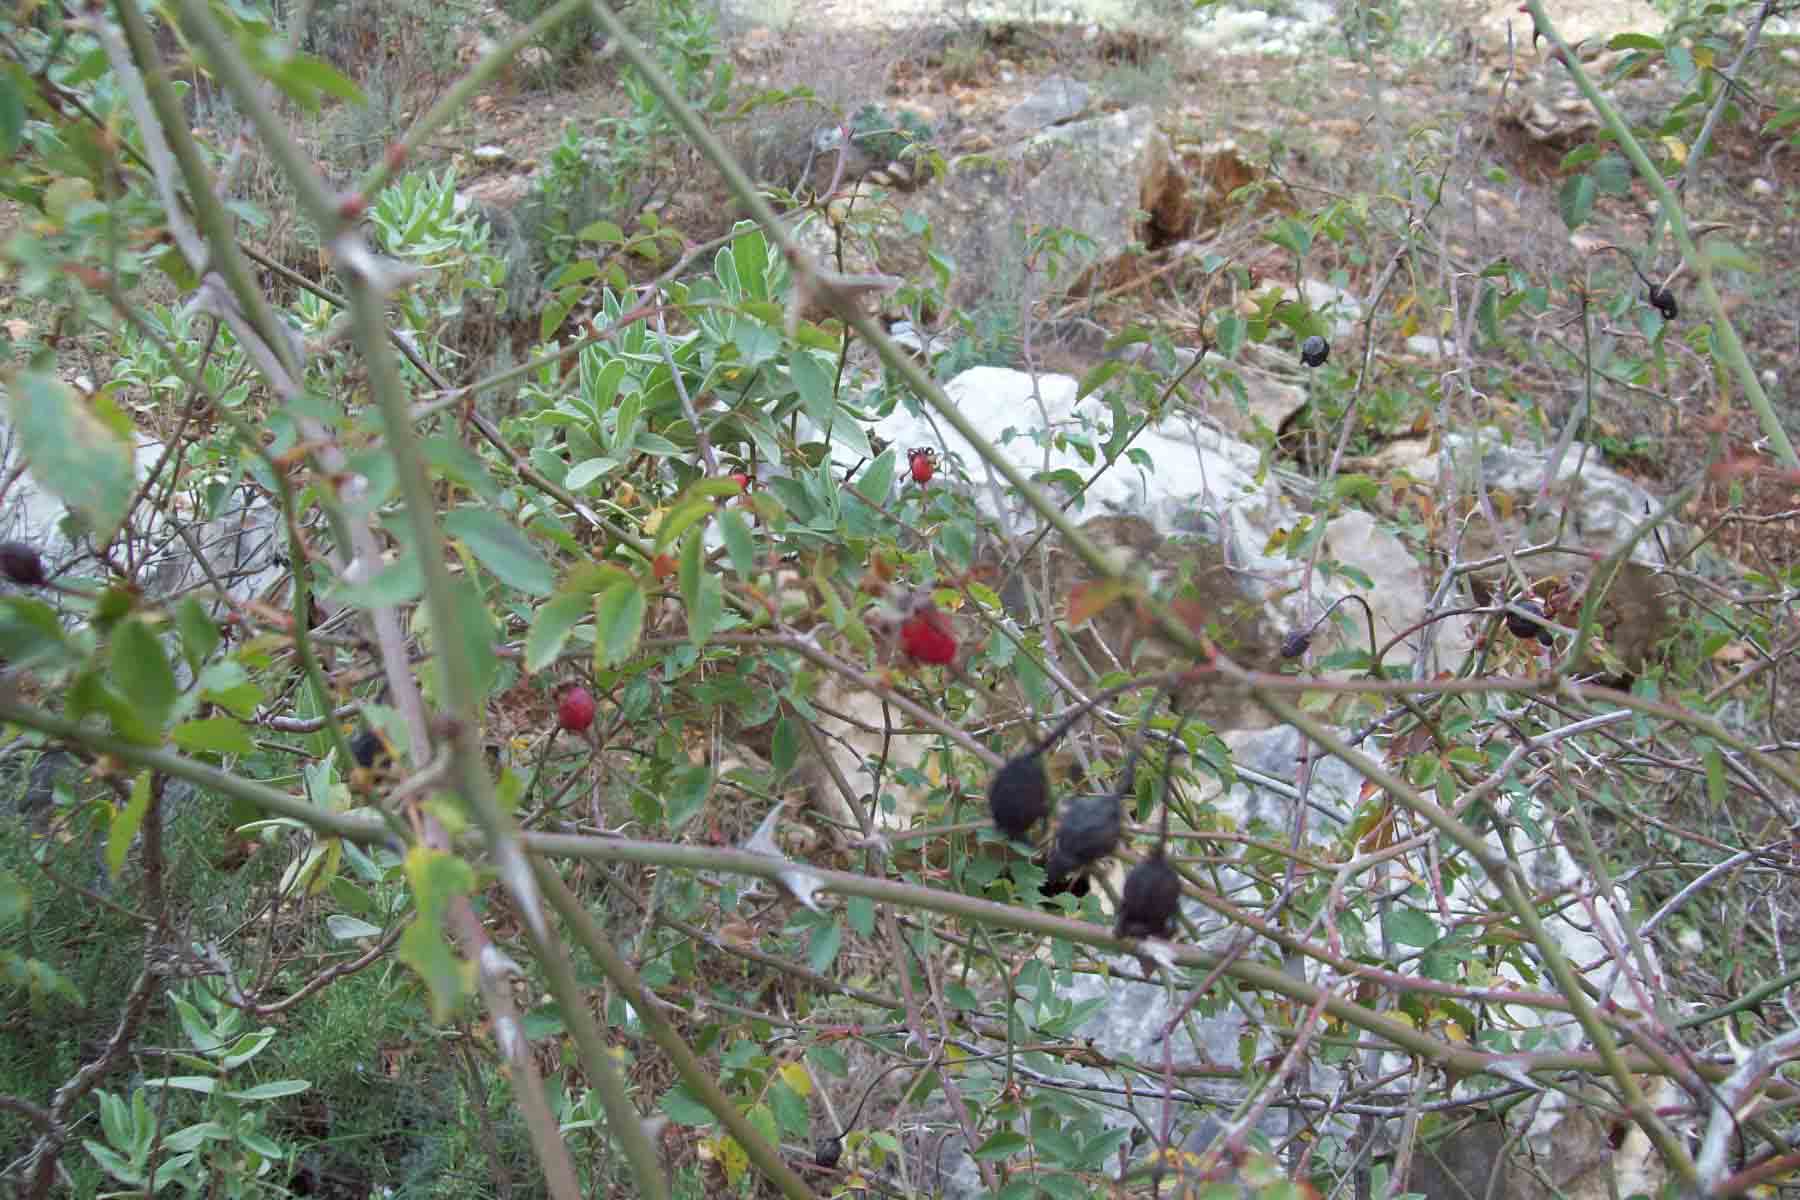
[1000,75,1091,132]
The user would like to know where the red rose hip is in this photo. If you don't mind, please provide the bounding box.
[898,609,957,665]
[558,686,597,733]
[907,447,937,486]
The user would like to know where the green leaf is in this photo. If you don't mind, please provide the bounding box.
[326,914,382,940]
[688,572,722,648]
[448,578,500,697]
[790,350,835,432]
[855,447,897,507]
[106,777,153,880]
[276,56,366,108]
[330,552,423,608]
[0,67,26,157]
[594,579,646,668]
[1383,908,1438,948]
[654,496,716,554]
[768,1076,810,1137]
[142,1076,218,1094]
[0,871,29,926]
[665,764,711,831]
[564,457,621,490]
[1557,174,1596,231]
[399,847,476,1023]
[1076,358,1122,400]
[1607,32,1663,49]
[6,371,135,543]
[110,619,177,733]
[175,597,220,672]
[659,1082,718,1127]
[719,508,755,579]
[807,920,842,973]
[0,597,78,673]
[1215,313,1245,357]
[1591,154,1632,196]
[444,508,554,596]
[171,717,255,756]
[525,591,591,674]
[83,1140,144,1187]
[770,715,799,779]
[224,1079,312,1101]
[579,219,625,244]
[971,1130,1029,1161]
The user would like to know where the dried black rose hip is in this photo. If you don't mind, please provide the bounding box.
[1300,335,1330,368]
[1115,854,1182,941]
[1506,601,1550,642]
[988,752,1049,840]
[0,542,47,587]
[1648,286,1677,321]
[351,729,389,769]
[1045,791,1122,892]
[1280,629,1312,659]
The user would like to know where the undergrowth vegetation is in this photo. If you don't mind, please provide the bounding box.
[1,1,1798,1198]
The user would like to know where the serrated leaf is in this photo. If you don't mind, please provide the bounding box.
[660,1082,718,1127]
[171,717,255,756]
[525,591,590,674]
[106,772,153,880]
[595,579,646,668]
[399,847,476,1023]
[806,920,841,973]
[6,371,135,543]
[175,597,220,672]
[665,764,711,830]
[855,447,897,506]
[579,219,625,244]
[770,715,798,779]
[443,508,554,596]
[1076,358,1122,400]
[110,619,176,733]
[1383,907,1438,948]
[654,496,715,554]
[0,67,25,157]
[778,1062,812,1099]
[972,1130,1028,1161]
[331,552,423,608]
[719,508,754,578]
[1558,174,1596,231]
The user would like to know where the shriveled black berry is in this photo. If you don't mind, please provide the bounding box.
[815,1136,843,1168]
[1115,853,1182,941]
[1505,601,1550,642]
[1300,335,1330,368]
[1046,792,1121,891]
[1648,286,1678,321]
[0,541,47,587]
[351,728,388,769]
[988,752,1049,840]
[1280,629,1312,659]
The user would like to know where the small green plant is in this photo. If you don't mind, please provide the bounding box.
[83,980,312,1198]
[848,104,933,164]
[518,0,731,269]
